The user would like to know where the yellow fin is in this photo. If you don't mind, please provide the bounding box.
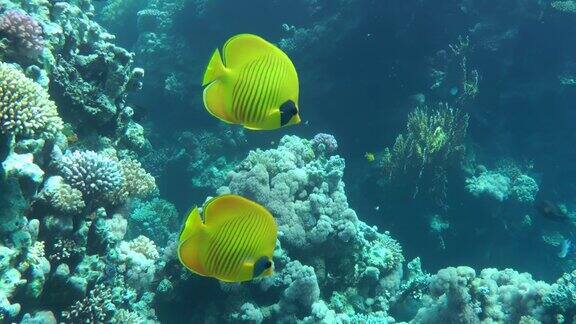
[222,34,277,69]
[177,207,209,276]
[202,49,226,86]
[203,194,270,228]
[178,206,202,243]
[203,81,235,124]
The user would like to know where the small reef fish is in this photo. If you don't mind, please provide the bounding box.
[202,34,300,130]
[178,194,278,282]
[365,152,375,162]
[558,239,571,258]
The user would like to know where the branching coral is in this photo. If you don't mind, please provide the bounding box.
[57,150,124,205]
[113,235,160,292]
[37,176,85,214]
[0,63,62,139]
[119,158,157,199]
[0,9,44,59]
[311,133,338,156]
[466,171,511,201]
[61,284,114,323]
[413,267,558,323]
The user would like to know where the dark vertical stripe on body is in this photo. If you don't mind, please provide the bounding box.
[232,215,267,278]
[258,56,280,122]
[207,216,242,273]
[232,64,249,121]
[213,216,246,275]
[234,61,258,121]
[250,55,274,123]
[205,218,236,273]
[243,58,267,123]
[254,55,276,122]
[246,219,268,260]
[221,212,254,276]
[227,213,261,277]
[272,60,288,106]
[205,222,230,271]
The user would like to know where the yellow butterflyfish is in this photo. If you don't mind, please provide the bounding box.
[177,194,278,282]
[201,34,301,130]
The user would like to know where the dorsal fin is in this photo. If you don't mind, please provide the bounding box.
[222,34,277,69]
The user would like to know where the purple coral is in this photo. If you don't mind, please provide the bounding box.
[311,133,338,155]
[0,9,44,58]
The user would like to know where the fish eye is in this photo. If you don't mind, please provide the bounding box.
[265,260,272,269]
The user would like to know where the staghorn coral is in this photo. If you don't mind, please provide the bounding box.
[57,150,124,205]
[48,238,83,263]
[0,63,62,139]
[0,9,44,59]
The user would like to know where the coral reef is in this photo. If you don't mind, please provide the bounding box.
[0,63,62,139]
[466,164,539,204]
[128,198,179,246]
[0,0,157,321]
[56,150,124,205]
[552,1,576,13]
[0,9,44,59]
[0,0,574,322]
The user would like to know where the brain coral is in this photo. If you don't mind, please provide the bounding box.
[0,63,62,139]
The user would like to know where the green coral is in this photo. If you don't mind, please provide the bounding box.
[376,103,468,203]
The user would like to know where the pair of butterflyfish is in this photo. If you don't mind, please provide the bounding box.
[178,194,277,282]
[201,33,301,130]
[179,35,294,281]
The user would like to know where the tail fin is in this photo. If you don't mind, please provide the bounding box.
[202,49,226,86]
